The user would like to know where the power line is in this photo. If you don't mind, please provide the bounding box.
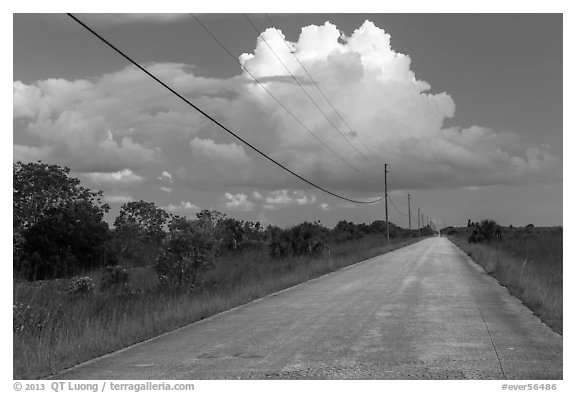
[244,14,384,174]
[191,14,380,184]
[67,13,383,205]
[265,13,387,169]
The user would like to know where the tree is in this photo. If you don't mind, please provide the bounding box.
[13,161,107,232]
[14,161,110,280]
[112,200,170,265]
[18,199,110,280]
[155,216,217,289]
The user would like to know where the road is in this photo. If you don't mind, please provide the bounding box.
[56,237,562,379]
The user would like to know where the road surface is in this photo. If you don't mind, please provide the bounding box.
[56,237,562,379]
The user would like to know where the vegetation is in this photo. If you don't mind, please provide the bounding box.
[13,162,111,280]
[444,224,562,334]
[13,160,433,379]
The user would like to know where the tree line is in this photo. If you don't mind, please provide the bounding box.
[13,161,432,285]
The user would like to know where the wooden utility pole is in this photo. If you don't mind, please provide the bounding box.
[408,193,411,230]
[384,163,389,244]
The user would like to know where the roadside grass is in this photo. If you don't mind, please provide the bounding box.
[448,227,562,334]
[14,234,425,379]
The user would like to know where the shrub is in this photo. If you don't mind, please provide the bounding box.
[155,217,217,290]
[67,276,95,296]
[269,221,328,259]
[468,219,502,243]
[100,265,129,292]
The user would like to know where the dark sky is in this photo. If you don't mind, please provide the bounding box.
[13,13,563,227]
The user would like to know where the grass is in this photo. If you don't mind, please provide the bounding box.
[448,226,562,334]
[13,234,425,379]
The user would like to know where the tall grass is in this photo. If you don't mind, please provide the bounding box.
[449,227,562,334]
[14,234,423,379]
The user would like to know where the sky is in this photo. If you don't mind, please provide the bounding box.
[12,13,563,229]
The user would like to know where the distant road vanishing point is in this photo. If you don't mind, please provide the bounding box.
[55,237,562,380]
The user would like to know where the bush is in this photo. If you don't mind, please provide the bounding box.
[269,221,328,259]
[67,276,95,296]
[468,219,502,243]
[100,265,129,292]
[155,217,217,290]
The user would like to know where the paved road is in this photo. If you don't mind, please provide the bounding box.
[56,237,562,379]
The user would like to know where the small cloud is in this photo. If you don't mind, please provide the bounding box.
[84,169,144,185]
[158,170,173,183]
[253,190,263,200]
[160,186,172,193]
[263,190,318,208]
[190,137,250,164]
[295,191,317,205]
[163,201,200,213]
[223,192,254,211]
[319,203,330,211]
[104,195,134,204]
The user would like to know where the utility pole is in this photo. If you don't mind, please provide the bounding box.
[407,193,411,230]
[384,163,389,244]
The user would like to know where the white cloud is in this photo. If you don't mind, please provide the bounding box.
[12,20,559,193]
[158,170,173,183]
[163,201,200,213]
[190,137,250,164]
[84,169,145,185]
[160,186,173,193]
[253,190,263,200]
[319,203,330,211]
[104,195,134,204]
[263,190,317,209]
[223,192,254,211]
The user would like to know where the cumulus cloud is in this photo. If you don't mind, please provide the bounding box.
[263,190,317,210]
[83,169,145,185]
[190,137,250,164]
[13,20,559,194]
[223,192,255,211]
